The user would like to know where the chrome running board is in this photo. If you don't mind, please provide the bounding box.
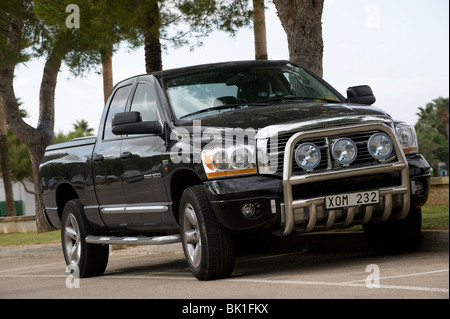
[86,234,181,246]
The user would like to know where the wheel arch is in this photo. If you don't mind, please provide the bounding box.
[169,169,203,224]
[55,183,79,220]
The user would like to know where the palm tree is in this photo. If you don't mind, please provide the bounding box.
[253,0,268,60]
[434,97,449,140]
[73,119,94,136]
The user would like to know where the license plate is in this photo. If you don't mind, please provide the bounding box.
[325,190,379,209]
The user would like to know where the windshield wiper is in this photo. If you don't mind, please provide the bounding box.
[259,95,342,103]
[179,103,247,119]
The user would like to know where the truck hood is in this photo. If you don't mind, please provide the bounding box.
[192,102,393,135]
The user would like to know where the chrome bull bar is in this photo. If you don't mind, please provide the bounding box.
[278,123,410,236]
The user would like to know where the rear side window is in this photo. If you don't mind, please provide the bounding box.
[103,85,131,140]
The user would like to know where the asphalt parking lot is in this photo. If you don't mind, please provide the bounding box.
[0,231,448,305]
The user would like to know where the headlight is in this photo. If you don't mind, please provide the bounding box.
[295,143,321,171]
[368,133,393,160]
[332,138,357,166]
[202,145,257,178]
[395,122,418,154]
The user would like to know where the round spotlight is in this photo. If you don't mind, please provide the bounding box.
[332,138,357,165]
[295,143,321,171]
[368,133,393,160]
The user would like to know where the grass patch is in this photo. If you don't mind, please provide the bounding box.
[422,205,449,230]
[323,205,448,232]
[0,206,447,246]
[0,230,61,246]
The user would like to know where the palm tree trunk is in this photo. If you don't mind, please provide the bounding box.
[144,1,163,73]
[102,46,113,104]
[253,0,268,60]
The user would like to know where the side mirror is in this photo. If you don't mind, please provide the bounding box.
[112,111,162,135]
[346,85,376,105]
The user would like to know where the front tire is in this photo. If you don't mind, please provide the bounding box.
[363,207,422,254]
[61,199,109,278]
[180,186,235,280]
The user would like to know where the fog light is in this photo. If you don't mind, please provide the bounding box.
[242,203,256,218]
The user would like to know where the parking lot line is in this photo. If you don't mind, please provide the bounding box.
[342,268,449,284]
[0,261,64,274]
[225,277,449,294]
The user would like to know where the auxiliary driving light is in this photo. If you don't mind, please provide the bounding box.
[368,133,393,160]
[294,143,321,171]
[332,138,357,165]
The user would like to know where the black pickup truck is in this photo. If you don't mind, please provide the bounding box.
[40,60,430,280]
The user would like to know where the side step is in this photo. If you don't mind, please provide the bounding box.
[85,234,181,246]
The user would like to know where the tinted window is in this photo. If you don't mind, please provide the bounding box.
[103,85,131,140]
[164,63,341,120]
[130,83,158,122]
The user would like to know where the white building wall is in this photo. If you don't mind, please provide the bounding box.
[0,179,36,216]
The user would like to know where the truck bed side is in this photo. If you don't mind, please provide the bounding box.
[40,136,101,228]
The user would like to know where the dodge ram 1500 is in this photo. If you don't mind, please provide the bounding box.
[40,60,430,280]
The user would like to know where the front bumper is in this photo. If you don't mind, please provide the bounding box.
[204,125,431,235]
[204,176,282,231]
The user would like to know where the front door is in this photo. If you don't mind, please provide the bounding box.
[93,84,131,229]
[120,82,174,230]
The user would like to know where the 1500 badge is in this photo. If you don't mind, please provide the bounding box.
[144,173,161,179]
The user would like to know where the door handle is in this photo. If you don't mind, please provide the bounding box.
[120,151,133,159]
[93,154,104,162]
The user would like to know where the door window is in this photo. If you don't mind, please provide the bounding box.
[130,83,159,122]
[103,85,131,140]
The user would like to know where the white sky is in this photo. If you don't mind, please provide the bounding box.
[13,0,450,134]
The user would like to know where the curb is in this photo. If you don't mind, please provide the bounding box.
[0,230,447,258]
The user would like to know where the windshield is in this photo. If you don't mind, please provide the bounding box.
[163,63,342,120]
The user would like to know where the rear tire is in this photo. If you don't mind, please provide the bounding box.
[363,207,422,254]
[180,186,235,280]
[61,199,109,278]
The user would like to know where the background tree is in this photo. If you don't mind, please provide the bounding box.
[33,0,141,102]
[53,119,94,144]
[73,119,94,136]
[7,108,33,194]
[253,0,267,60]
[415,97,449,175]
[120,0,253,72]
[0,97,16,216]
[0,1,81,231]
[273,0,324,76]
[1,0,252,231]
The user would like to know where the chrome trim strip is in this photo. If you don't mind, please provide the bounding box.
[101,207,126,214]
[101,205,169,214]
[126,206,168,213]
